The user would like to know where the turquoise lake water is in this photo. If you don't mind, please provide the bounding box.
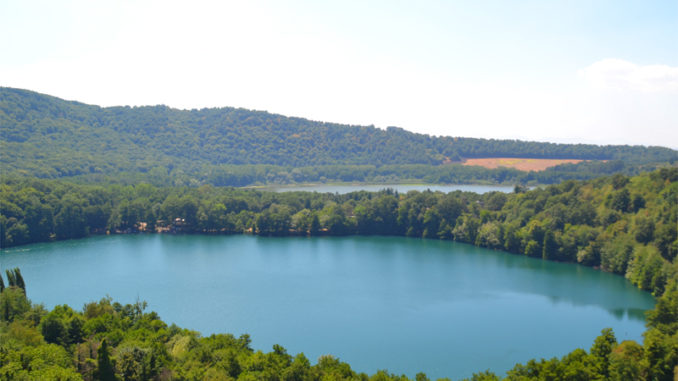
[0,235,654,379]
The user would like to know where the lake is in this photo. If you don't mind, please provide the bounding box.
[258,183,516,194]
[0,235,653,379]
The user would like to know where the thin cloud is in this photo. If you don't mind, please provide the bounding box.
[579,59,678,93]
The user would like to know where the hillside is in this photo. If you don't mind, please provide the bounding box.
[1,87,676,186]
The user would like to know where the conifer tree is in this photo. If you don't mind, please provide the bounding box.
[95,339,117,381]
[14,268,25,295]
[5,269,16,288]
[309,214,320,235]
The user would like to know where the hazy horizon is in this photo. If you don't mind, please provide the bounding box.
[5,85,678,150]
[2,0,677,148]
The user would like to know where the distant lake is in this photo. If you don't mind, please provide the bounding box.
[260,183,516,194]
[0,235,653,379]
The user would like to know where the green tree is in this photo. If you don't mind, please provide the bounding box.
[646,287,678,335]
[41,311,67,345]
[0,286,31,322]
[609,189,631,212]
[68,315,85,345]
[590,328,617,378]
[95,339,118,381]
[609,340,646,381]
[634,215,655,244]
[54,197,88,239]
[13,267,26,294]
[309,214,320,236]
[643,328,677,381]
[542,229,557,260]
[117,346,159,381]
[24,200,54,242]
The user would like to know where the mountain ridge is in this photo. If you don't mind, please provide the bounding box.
[3,86,674,149]
[1,87,676,185]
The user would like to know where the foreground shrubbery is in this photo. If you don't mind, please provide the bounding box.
[1,273,676,381]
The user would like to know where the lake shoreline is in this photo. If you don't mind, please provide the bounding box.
[0,234,655,379]
[0,228,655,302]
[244,182,522,194]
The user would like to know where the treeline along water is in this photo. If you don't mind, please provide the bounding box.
[0,170,675,379]
[2,169,676,298]
[0,234,655,379]
[262,183,516,194]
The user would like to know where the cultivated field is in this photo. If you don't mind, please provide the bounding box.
[463,158,584,171]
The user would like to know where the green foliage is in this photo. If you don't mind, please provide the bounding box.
[2,87,676,187]
[646,286,678,336]
[0,268,675,380]
[461,370,500,381]
[2,169,678,298]
[609,340,645,381]
[96,339,117,381]
[0,287,31,323]
[1,170,678,379]
[541,229,557,260]
[40,311,67,345]
[590,328,617,377]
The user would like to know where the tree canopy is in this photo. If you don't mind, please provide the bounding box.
[2,87,676,187]
[2,168,677,297]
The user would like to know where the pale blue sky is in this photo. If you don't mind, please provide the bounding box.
[1,0,677,147]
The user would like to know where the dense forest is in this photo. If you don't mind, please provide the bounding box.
[2,87,676,186]
[2,86,678,380]
[2,169,676,297]
[1,169,677,379]
[1,267,677,380]
[62,161,656,189]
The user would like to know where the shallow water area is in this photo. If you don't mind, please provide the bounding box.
[0,235,654,379]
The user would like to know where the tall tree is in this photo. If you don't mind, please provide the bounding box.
[14,268,25,294]
[5,269,16,287]
[96,339,118,381]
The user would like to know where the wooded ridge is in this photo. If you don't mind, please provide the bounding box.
[2,87,676,186]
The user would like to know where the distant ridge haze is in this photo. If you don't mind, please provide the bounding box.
[1,87,676,184]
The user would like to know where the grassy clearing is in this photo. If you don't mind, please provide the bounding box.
[463,157,584,171]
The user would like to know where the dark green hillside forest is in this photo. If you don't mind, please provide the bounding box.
[2,87,676,186]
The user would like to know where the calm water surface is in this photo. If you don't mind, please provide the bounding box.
[0,235,653,379]
[262,183,515,194]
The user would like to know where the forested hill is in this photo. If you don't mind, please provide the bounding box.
[1,87,676,183]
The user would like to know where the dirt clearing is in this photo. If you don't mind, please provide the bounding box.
[462,158,584,171]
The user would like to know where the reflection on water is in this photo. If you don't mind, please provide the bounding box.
[410,237,653,321]
[0,235,654,380]
[607,308,648,322]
